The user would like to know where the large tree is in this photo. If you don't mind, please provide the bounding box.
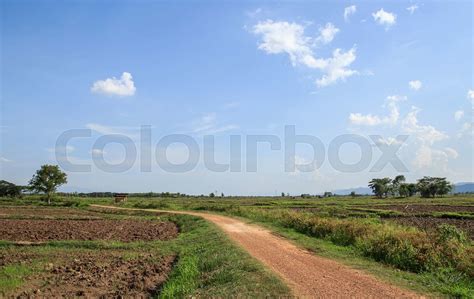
[29,165,67,204]
[416,176,452,198]
[0,180,23,197]
[368,178,392,198]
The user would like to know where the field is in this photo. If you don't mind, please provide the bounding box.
[0,194,473,297]
[0,203,289,297]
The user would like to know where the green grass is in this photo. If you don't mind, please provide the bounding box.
[0,264,35,293]
[0,205,290,297]
[1,194,473,297]
[113,195,474,298]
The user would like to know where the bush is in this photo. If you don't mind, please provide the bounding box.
[221,207,473,278]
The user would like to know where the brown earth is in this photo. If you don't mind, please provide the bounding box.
[14,252,175,298]
[92,205,420,298]
[388,216,473,239]
[365,204,474,214]
[0,219,178,242]
[0,206,104,219]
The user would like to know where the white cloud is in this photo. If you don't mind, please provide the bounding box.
[408,80,422,91]
[316,23,340,45]
[349,95,405,126]
[402,106,448,144]
[0,157,12,163]
[246,8,262,18]
[406,5,418,14]
[344,5,357,22]
[457,121,473,138]
[444,147,459,159]
[454,110,464,121]
[315,47,358,87]
[413,146,457,170]
[252,20,358,87]
[349,113,382,126]
[85,123,139,139]
[90,149,106,155]
[373,137,404,146]
[468,89,474,103]
[91,72,136,96]
[192,113,238,135]
[372,9,397,28]
[253,20,313,67]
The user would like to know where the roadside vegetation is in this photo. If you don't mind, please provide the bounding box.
[0,204,289,297]
[1,167,472,297]
[119,194,474,298]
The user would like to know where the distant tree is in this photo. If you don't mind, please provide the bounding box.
[29,165,67,204]
[221,192,224,197]
[323,191,333,198]
[392,175,406,196]
[368,178,392,198]
[0,180,23,198]
[281,192,285,197]
[350,191,356,198]
[209,192,215,198]
[417,177,452,198]
[398,183,417,197]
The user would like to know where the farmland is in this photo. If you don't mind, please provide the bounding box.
[0,194,473,297]
[0,201,289,297]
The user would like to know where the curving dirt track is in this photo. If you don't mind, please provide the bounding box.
[91,205,419,298]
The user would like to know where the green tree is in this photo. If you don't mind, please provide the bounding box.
[209,192,215,198]
[416,176,452,198]
[391,175,406,197]
[368,178,392,198]
[29,165,67,204]
[350,191,356,197]
[0,180,23,197]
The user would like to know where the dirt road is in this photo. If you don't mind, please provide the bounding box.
[91,205,418,298]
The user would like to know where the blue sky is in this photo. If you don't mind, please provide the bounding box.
[1,1,472,195]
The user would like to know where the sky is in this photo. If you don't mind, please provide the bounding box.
[1,1,473,195]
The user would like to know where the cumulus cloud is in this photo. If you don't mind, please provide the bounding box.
[372,9,397,28]
[407,5,418,14]
[454,110,464,121]
[349,95,405,126]
[344,5,357,22]
[252,20,358,87]
[91,72,136,96]
[402,106,448,145]
[315,47,358,87]
[408,80,422,91]
[316,23,339,45]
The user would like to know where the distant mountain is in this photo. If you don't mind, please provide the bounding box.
[332,187,372,195]
[453,182,474,193]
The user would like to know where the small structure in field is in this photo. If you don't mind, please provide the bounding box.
[114,193,128,203]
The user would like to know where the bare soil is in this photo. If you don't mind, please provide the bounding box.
[388,216,473,239]
[14,252,175,298]
[365,204,474,214]
[93,205,419,298]
[0,219,178,242]
[0,207,104,219]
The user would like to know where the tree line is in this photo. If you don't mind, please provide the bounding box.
[368,175,452,198]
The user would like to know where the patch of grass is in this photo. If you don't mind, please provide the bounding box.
[0,205,291,297]
[0,264,35,294]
